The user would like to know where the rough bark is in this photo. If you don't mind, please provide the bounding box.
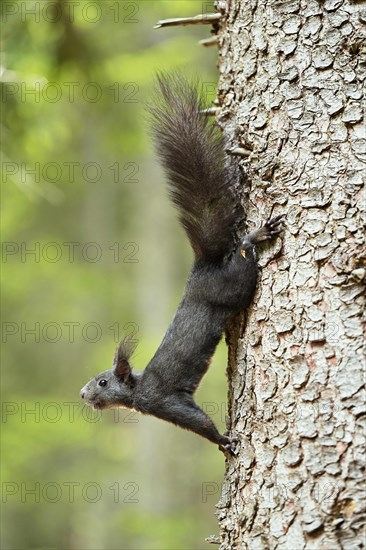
[215,0,366,548]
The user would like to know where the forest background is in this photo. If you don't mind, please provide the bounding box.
[1,1,227,549]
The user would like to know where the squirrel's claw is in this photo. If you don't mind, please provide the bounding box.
[265,214,285,231]
[260,214,285,241]
[243,214,285,247]
[219,436,238,455]
[266,214,284,225]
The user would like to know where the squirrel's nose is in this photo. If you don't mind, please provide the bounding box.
[80,390,85,399]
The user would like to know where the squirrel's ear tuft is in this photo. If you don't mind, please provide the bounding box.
[112,339,136,381]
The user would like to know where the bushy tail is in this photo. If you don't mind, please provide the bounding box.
[148,73,241,262]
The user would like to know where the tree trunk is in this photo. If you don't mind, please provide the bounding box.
[215,0,366,548]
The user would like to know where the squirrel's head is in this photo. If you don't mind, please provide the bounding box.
[80,340,137,410]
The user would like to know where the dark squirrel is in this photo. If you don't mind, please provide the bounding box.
[80,74,284,453]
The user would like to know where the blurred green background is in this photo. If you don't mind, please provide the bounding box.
[1,1,229,549]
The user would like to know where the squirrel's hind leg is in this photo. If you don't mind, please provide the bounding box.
[242,215,285,248]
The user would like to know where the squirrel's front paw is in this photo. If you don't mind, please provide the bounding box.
[219,435,238,455]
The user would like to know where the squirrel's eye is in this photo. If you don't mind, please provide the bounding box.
[98,379,107,387]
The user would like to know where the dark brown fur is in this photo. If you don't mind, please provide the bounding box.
[80,74,284,453]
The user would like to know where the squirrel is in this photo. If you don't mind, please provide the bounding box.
[80,73,284,453]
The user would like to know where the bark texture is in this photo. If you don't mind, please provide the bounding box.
[215,0,366,548]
